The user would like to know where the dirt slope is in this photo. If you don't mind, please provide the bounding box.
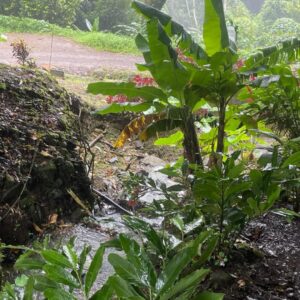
[0,33,142,75]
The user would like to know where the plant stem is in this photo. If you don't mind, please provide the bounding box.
[218,180,225,251]
[181,106,204,168]
[217,98,226,153]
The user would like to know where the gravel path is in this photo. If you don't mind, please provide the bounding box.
[0,33,142,75]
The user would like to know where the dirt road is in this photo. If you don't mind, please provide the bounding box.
[0,33,142,74]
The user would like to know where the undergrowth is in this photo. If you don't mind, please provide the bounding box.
[0,15,138,54]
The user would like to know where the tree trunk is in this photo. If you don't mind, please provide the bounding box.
[181,107,203,167]
[217,99,226,153]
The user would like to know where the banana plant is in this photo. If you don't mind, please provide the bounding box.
[88,0,300,166]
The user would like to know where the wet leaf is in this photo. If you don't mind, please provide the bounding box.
[85,246,105,296]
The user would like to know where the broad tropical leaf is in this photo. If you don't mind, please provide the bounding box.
[88,82,167,102]
[154,131,184,146]
[243,38,300,71]
[132,1,208,63]
[144,19,190,93]
[95,102,153,115]
[139,119,182,142]
[203,0,230,56]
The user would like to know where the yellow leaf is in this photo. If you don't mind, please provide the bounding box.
[67,189,92,215]
[114,114,161,148]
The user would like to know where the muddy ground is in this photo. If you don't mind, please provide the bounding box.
[0,33,142,75]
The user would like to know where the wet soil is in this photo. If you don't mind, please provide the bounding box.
[216,213,300,300]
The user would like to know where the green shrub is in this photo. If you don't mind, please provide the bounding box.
[0,0,81,27]
[257,0,300,25]
[19,0,81,27]
[0,15,137,54]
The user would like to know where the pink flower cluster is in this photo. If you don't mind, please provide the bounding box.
[233,59,245,71]
[133,75,155,87]
[106,94,128,104]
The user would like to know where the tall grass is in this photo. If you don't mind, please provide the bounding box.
[0,15,138,54]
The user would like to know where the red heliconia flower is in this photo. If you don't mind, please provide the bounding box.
[133,75,155,87]
[105,94,128,104]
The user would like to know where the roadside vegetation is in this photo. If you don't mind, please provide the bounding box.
[0,15,138,54]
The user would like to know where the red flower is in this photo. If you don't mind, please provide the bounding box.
[105,94,128,104]
[233,59,245,70]
[133,75,155,87]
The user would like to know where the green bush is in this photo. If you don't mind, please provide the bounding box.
[0,0,81,27]
[0,15,137,54]
[19,0,81,27]
[257,0,300,25]
[74,0,140,33]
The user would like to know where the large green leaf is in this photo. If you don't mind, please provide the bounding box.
[123,216,167,257]
[88,82,167,101]
[94,102,152,115]
[243,38,300,71]
[160,269,210,300]
[145,18,190,93]
[154,130,184,146]
[89,283,114,300]
[44,288,76,300]
[85,246,105,296]
[156,246,196,295]
[41,250,73,269]
[140,119,182,141]
[132,1,207,63]
[203,0,230,56]
[43,265,79,288]
[33,276,60,291]
[108,275,144,299]
[23,277,34,300]
[15,253,44,270]
[282,151,300,168]
[108,253,141,285]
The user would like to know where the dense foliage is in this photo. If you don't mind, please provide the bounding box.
[0,0,300,299]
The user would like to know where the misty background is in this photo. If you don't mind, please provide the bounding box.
[0,0,299,52]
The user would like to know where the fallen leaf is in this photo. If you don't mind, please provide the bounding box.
[67,189,92,216]
[40,150,53,158]
[33,223,43,234]
[238,279,246,288]
[48,213,58,224]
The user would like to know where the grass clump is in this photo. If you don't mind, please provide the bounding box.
[0,15,138,54]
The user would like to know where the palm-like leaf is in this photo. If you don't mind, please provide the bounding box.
[243,38,300,71]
